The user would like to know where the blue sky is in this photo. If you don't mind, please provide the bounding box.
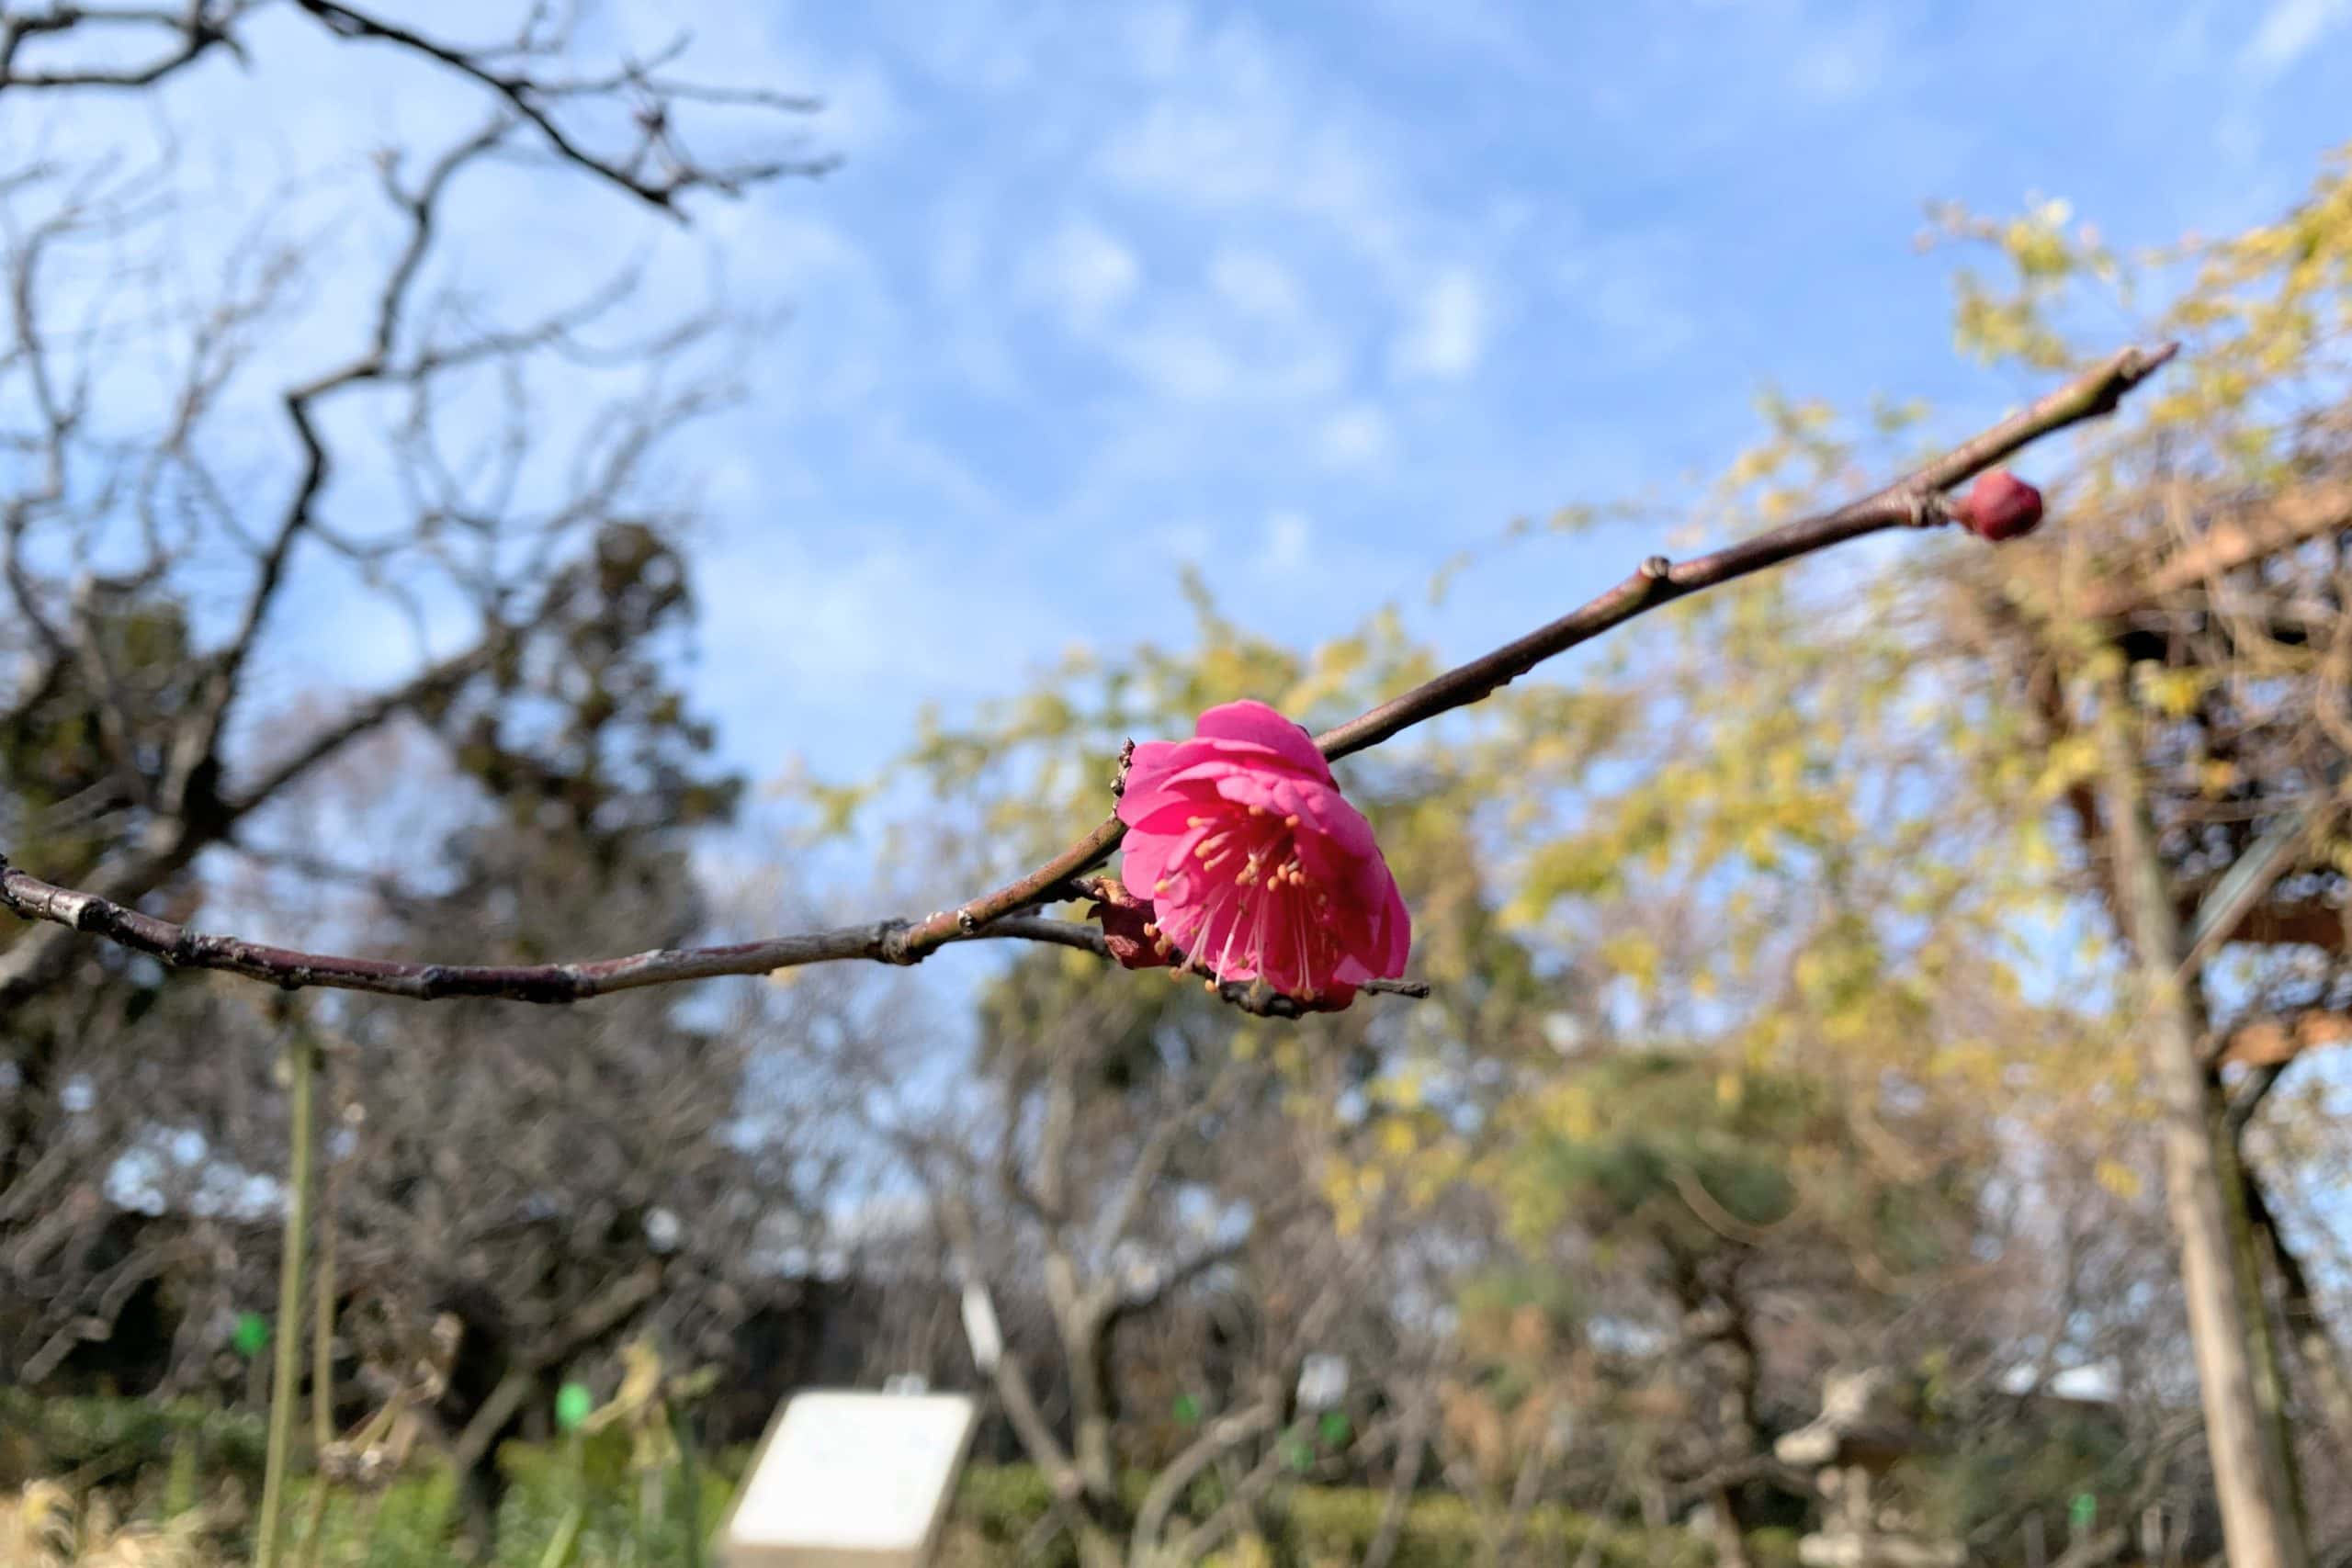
[10,0,2352,859]
[669,0,2352,786]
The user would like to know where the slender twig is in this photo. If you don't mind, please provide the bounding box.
[293,1069,349,1568]
[1,1,831,209]
[0,344,2177,1007]
[0,883,1113,1000]
[0,3,248,91]
[254,1028,319,1568]
[288,0,834,212]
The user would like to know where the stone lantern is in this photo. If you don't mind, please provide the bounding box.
[1773,1370,1965,1568]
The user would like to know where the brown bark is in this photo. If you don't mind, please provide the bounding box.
[2241,1161,2352,1470]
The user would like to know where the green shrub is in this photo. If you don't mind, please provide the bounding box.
[1283,1484,1713,1568]
[0,1389,266,1495]
[7,1397,1812,1567]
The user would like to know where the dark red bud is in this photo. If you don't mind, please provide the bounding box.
[1086,878,1173,970]
[1957,469,2044,542]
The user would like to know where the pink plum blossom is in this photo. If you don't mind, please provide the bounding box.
[1112,699,1410,1006]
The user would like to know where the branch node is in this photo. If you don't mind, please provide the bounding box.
[876,918,921,966]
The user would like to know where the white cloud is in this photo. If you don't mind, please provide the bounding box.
[1144,521,1215,565]
[802,56,907,157]
[1315,405,1393,470]
[698,209,905,418]
[1120,327,1239,402]
[1123,0,1199,79]
[1093,17,1409,275]
[2242,0,2352,74]
[1108,261,1346,405]
[1023,216,1142,332]
[1208,247,1304,322]
[697,526,1036,729]
[1258,510,1313,573]
[693,9,903,161]
[1788,12,1893,104]
[871,0,1047,93]
[1390,267,1492,382]
[1363,0,1541,63]
[2215,111,2265,170]
[1556,232,1701,368]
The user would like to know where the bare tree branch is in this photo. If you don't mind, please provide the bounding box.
[0,1,833,213]
[0,869,1124,999]
[1,343,2178,1010]
[2076,476,2352,621]
[1127,1402,1282,1568]
[165,119,514,822]
[288,1,836,212]
[1091,1056,1250,1263]
[0,3,254,92]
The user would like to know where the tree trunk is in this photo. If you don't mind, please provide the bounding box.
[1363,1396,1434,1568]
[1492,1433,1551,1567]
[1707,1486,1754,1568]
[1065,1314,1124,1521]
[2217,1120,2310,1543]
[2243,1163,2352,1470]
[2093,689,2308,1568]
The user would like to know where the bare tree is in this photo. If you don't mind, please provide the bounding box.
[0,0,829,1396]
[797,951,1389,1568]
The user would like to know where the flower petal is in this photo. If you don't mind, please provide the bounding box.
[1118,740,1188,813]
[1193,700,1331,781]
[1123,823,1207,902]
[1123,785,1233,837]
[1369,872,1412,976]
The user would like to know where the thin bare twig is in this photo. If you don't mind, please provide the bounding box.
[0,344,2177,1008]
[0,1,832,212]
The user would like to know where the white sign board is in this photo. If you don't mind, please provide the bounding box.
[960,1280,1002,1374]
[1296,1353,1348,1412]
[718,1391,979,1568]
